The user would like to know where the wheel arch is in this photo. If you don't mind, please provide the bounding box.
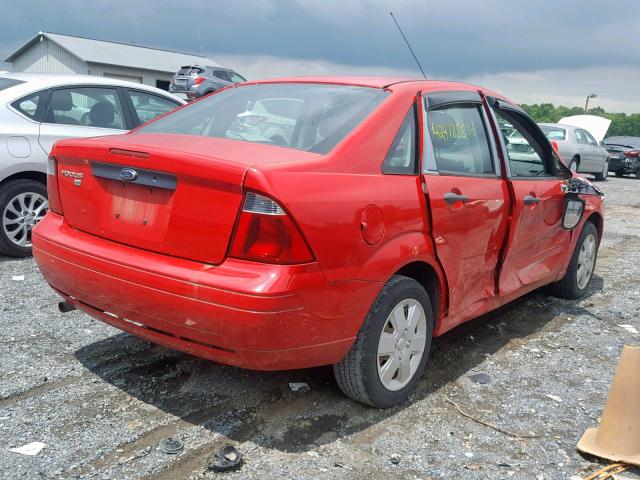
[586,211,603,241]
[1,171,47,188]
[394,260,444,330]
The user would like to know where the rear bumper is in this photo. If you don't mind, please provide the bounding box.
[33,213,380,370]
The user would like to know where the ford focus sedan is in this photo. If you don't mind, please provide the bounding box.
[33,77,604,408]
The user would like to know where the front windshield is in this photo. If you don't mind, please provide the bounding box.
[138,83,388,154]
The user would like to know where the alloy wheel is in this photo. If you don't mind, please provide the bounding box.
[377,299,427,391]
[576,233,596,290]
[2,192,48,248]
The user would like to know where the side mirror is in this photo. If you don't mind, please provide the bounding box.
[562,193,585,230]
[599,141,606,148]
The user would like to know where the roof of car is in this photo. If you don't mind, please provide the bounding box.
[604,136,640,144]
[242,76,513,102]
[0,72,184,102]
[185,65,236,71]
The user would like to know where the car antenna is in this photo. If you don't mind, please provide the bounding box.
[389,11,427,79]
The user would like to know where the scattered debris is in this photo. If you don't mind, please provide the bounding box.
[288,382,310,393]
[618,324,638,335]
[160,437,184,454]
[390,453,401,465]
[444,395,539,439]
[545,394,563,403]
[581,462,630,480]
[465,463,481,470]
[334,461,353,470]
[207,444,243,472]
[9,442,46,456]
[11,275,24,281]
[469,373,491,384]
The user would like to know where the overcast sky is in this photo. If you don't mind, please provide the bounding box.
[2,0,639,112]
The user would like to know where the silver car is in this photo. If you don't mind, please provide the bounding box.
[539,123,609,181]
[0,73,184,257]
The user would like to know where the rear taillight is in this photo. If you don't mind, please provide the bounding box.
[46,156,63,215]
[624,149,640,158]
[229,192,314,264]
[194,76,205,85]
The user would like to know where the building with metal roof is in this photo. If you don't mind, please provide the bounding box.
[5,32,220,91]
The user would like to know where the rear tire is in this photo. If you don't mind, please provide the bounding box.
[549,222,598,299]
[0,179,48,257]
[594,160,608,181]
[333,275,433,408]
[614,170,624,177]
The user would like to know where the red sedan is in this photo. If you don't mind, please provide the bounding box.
[33,77,604,408]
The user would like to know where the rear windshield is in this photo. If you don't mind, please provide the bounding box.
[0,77,24,91]
[604,137,640,149]
[177,66,204,76]
[138,83,388,154]
[540,125,566,140]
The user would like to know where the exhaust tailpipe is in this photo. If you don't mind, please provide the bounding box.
[58,301,76,313]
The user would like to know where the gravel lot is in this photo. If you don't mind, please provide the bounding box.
[1,175,639,480]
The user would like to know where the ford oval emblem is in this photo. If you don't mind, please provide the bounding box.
[120,168,138,182]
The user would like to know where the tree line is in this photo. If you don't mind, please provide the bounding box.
[521,104,640,138]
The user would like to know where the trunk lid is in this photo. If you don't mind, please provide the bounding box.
[52,133,317,264]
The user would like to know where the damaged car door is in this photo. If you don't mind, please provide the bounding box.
[421,91,509,321]
[486,98,571,296]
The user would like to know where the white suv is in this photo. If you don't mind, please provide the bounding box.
[0,73,184,256]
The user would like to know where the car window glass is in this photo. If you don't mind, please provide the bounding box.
[583,130,597,146]
[427,104,493,176]
[138,83,387,154]
[45,87,126,129]
[127,90,179,125]
[494,109,548,177]
[213,70,230,81]
[229,72,245,83]
[382,107,417,174]
[575,130,588,144]
[11,91,43,120]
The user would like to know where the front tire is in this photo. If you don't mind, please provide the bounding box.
[0,179,48,257]
[568,158,579,173]
[614,170,624,177]
[549,222,599,299]
[333,275,433,408]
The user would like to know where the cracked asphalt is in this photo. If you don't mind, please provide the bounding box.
[0,175,639,480]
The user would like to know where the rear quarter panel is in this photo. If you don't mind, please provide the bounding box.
[244,85,433,283]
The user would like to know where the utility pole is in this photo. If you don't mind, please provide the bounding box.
[584,93,597,113]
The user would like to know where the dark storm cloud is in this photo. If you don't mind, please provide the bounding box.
[1,0,638,78]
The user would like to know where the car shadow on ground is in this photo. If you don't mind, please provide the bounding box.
[74,276,604,454]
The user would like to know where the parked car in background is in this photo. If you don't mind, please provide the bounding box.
[229,97,302,146]
[603,136,640,177]
[539,123,609,181]
[34,77,604,408]
[0,72,184,257]
[169,65,246,100]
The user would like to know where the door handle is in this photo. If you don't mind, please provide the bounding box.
[523,195,541,205]
[443,192,468,204]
